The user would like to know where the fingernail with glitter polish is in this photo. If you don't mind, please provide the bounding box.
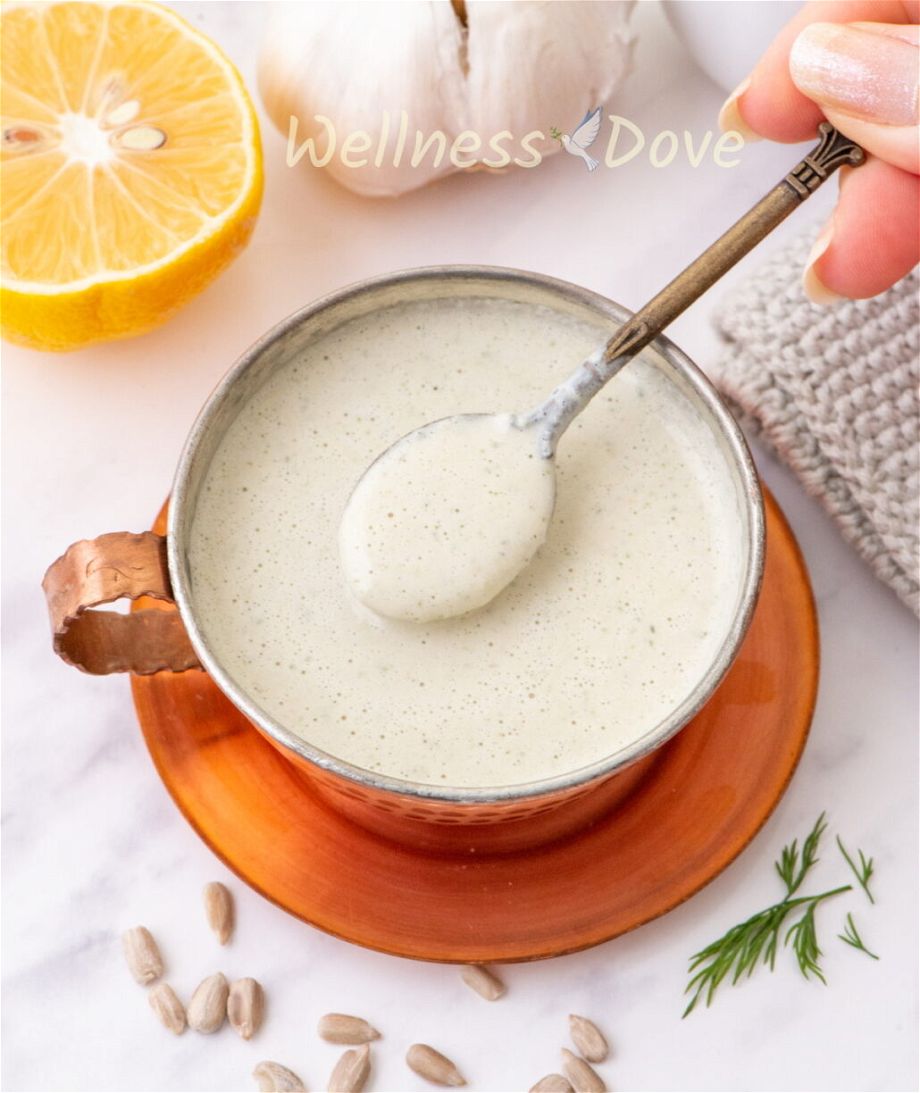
[802,223,843,306]
[718,76,762,141]
[790,23,920,125]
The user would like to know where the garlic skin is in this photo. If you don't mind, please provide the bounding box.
[258,1,635,197]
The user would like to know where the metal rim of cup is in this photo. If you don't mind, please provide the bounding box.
[167,265,766,806]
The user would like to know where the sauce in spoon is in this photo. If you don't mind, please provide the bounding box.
[339,413,555,622]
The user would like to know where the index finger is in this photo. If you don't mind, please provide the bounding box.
[721,0,919,141]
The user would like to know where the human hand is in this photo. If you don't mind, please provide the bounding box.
[718,1,919,304]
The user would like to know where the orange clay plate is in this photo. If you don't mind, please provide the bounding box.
[131,490,817,963]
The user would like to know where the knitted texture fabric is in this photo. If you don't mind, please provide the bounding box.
[714,230,919,615]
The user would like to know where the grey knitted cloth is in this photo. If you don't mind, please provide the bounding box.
[714,230,919,615]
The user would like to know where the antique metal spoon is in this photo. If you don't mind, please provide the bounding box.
[341,124,864,623]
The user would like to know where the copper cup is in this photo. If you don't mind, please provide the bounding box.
[43,267,764,852]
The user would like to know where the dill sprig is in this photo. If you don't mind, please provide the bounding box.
[683,885,850,1015]
[838,912,879,960]
[786,898,829,983]
[836,836,875,904]
[683,814,852,1017]
[776,811,827,895]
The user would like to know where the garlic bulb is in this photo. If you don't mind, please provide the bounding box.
[258,1,635,197]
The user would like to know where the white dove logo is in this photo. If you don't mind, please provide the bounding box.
[551,108,602,172]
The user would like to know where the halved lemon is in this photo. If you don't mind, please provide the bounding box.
[1,1,262,351]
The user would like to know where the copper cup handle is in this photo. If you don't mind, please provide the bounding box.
[42,532,201,675]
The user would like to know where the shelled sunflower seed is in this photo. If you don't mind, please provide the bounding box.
[530,1076,574,1093]
[329,1043,371,1093]
[318,1012,381,1044]
[228,977,264,1040]
[122,926,164,985]
[561,1048,606,1093]
[147,982,186,1035]
[253,1060,306,1092]
[203,881,234,945]
[460,964,506,1001]
[187,972,229,1033]
[568,1014,608,1063]
[406,1043,466,1087]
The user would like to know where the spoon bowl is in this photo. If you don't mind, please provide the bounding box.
[339,411,556,623]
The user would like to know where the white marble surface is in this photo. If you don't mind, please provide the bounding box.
[2,3,917,1091]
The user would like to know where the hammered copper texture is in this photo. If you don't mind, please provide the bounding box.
[43,532,200,675]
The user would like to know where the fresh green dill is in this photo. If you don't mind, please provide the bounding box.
[776,812,827,895]
[786,898,827,983]
[836,836,875,904]
[683,813,856,1017]
[683,885,850,1015]
[838,912,879,960]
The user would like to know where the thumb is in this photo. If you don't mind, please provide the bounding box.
[789,22,919,174]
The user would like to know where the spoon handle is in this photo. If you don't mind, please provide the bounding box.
[533,123,864,456]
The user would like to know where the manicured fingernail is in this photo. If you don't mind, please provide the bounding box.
[790,23,920,125]
[802,222,843,306]
[718,76,762,141]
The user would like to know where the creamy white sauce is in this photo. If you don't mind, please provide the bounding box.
[339,413,555,622]
[188,295,745,788]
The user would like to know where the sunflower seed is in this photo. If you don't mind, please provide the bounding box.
[568,1014,609,1063]
[460,964,506,1001]
[530,1076,574,1093]
[561,1048,605,1093]
[318,1012,381,1044]
[121,926,163,985]
[253,1061,306,1092]
[328,1043,371,1093]
[187,972,228,1033]
[228,977,264,1040]
[406,1043,466,1087]
[148,982,186,1035]
[204,881,234,945]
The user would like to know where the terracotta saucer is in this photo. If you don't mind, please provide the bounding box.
[131,490,817,963]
